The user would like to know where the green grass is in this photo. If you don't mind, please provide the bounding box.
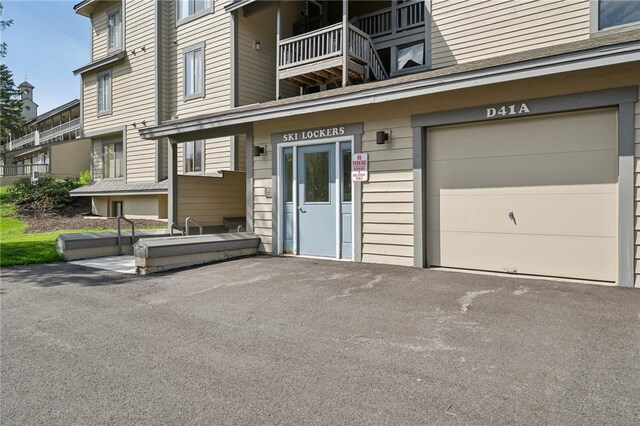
[0,187,164,267]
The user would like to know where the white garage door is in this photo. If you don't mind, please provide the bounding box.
[427,108,618,282]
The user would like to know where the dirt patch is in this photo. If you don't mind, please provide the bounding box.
[20,199,167,233]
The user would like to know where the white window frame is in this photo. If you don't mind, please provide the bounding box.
[102,138,123,179]
[590,0,640,33]
[183,42,205,101]
[183,140,205,174]
[107,5,123,52]
[175,0,214,26]
[97,70,112,116]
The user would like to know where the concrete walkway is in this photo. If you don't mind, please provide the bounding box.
[1,256,639,425]
[70,255,136,274]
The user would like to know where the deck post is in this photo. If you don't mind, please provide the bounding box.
[342,0,348,87]
[168,138,178,228]
[276,2,281,100]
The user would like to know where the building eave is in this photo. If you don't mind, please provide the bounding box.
[225,0,256,13]
[139,37,640,141]
[73,52,126,76]
[73,0,99,17]
[70,189,169,197]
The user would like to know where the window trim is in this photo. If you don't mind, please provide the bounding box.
[101,138,124,179]
[175,0,214,27]
[106,5,123,53]
[97,70,113,117]
[183,140,205,174]
[182,42,206,101]
[590,0,640,34]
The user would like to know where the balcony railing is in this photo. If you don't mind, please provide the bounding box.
[278,23,388,84]
[351,0,425,39]
[0,163,49,177]
[10,132,36,151]
[39,118,81,144]
[3,118,81,153]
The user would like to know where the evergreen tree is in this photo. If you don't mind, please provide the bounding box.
[0,64,24,142]
[0,0,11,58]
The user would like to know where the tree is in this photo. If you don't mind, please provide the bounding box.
[0,64,24,142]
[0,0,12,58]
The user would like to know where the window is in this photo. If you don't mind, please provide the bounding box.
[184,140,203,173]
[342,149,351,202]
[176,0,213,24]
[107,7,122,51]
[598,0,640,30]
[103,140,123,178]
[397,41,424,71]
[111,201,123,217]
[97,71,112,115]
[183,44,204,100]
[304,151,330,203]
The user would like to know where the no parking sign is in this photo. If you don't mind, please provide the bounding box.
[351,153,368,182]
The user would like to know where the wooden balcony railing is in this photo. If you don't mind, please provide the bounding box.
[278,23,388,84]
[0,163,49,177]
[351,0,425,39]
[39,118,81,144]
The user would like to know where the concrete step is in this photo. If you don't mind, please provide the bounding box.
[134,233,260,275]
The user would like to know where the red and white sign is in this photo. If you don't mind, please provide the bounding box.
[351,153,368,182]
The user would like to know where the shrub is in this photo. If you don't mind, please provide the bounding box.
[8,175,81,217]
[78,170,92,186]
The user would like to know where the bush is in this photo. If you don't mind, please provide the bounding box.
[78,170,92,186]
[8,175,82,217]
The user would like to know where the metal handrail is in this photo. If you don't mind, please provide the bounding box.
[169,222,183,236]
[185,216,203,236]
[116,216,135,256]
[237,225,246,233]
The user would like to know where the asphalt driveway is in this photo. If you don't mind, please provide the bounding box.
[1,256,639,425]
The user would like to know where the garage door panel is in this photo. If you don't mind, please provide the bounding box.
[429,191,617,237]
[427,108,618,282]
[427,109,617,160]
[427,149,617,191]
[429,231,617,282]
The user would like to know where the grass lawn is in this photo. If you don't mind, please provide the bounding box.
[0,187,163,267]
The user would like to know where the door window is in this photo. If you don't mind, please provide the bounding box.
[304,151,330,202]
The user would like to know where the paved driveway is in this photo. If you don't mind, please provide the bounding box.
[1,257,639,425]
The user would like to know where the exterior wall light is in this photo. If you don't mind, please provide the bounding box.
[253,41,261,51]
[254,145,266,157]
[376,130,390,145]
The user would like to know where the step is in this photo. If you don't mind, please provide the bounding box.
[57,230,170,261]
[134,233,260,275]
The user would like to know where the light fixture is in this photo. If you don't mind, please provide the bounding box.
[253,41,261,51]
[376,130,390,145]
[253,145,265,157]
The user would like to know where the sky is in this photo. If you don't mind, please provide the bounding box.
[1,0,89,114]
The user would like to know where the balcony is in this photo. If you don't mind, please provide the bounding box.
[278,23,388,88]
[0,163,49,177]
[3,118,81,153]
[350,0,426,40]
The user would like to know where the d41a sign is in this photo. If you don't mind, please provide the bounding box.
[351,153,368,182]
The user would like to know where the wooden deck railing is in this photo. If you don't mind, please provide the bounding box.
[39,118,81,144]
[0,163,49,177]
[278,23,388,82]
[351,0,425,38]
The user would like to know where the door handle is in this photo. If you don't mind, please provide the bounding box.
[298,206,306,213]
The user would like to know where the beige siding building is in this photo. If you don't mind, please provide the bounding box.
[0,97,89,187]
[72,0,247,224]
[137,0,640,289]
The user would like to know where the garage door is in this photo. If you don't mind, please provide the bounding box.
[427,108,617,282]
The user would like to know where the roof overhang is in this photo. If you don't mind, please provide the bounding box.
[225,0,256,13]
[70,190,168,197]
[139,38,640,141]
[73,52,126,76]
[74,0,100,17]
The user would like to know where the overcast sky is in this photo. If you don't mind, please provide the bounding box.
[2,0,90,114]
